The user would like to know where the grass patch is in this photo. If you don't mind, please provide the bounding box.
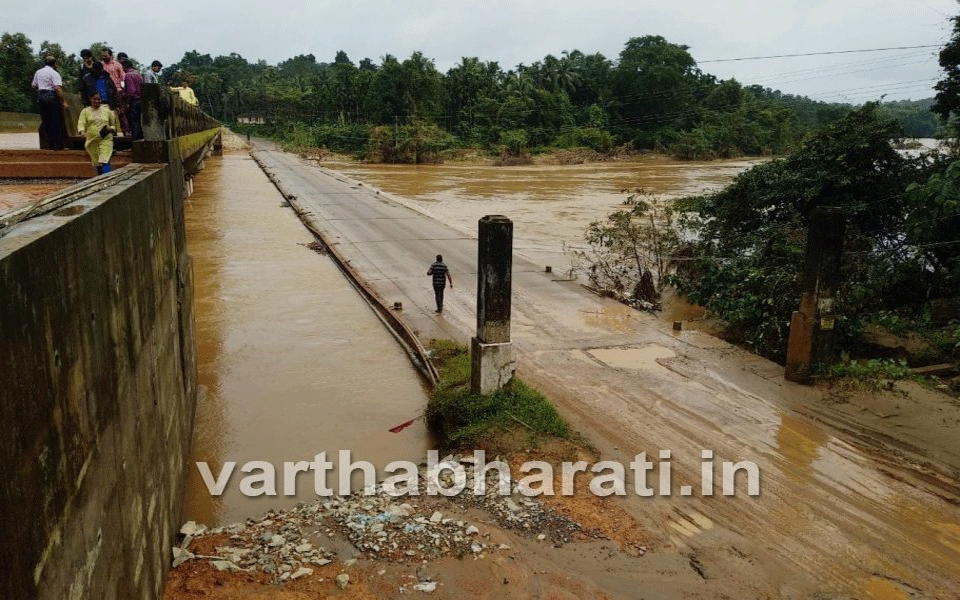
[425,340,572,454]
[818,358,921,394]
[824,358,916,381]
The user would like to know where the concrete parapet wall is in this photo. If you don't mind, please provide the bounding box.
[0,162,197,599]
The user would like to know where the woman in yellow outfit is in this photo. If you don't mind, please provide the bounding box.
[77,92,119,175]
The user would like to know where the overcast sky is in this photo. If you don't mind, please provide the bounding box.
[8,0,958,102]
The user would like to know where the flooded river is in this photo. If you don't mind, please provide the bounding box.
[324,155,760,269]
[182,152,430,526]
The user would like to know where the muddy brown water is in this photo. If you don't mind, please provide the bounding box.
[182,152,431,526]
[323,155,761,270]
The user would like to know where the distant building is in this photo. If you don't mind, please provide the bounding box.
[237,113,266,125]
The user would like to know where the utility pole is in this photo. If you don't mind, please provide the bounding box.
[785,207,846,383]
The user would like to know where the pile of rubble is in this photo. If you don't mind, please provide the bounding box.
[173,454,601,583]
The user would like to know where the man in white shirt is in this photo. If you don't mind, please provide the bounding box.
[144,60,163,84]
[31,56,69,150]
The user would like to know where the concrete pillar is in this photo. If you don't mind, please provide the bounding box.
[785,207,845,383]
[140,84,166,142]
[471,215,516,394]
[133,84,171,164]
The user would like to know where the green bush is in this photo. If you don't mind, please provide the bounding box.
[671,104,935,363]
[554,127,614,153]
[366,122,456,163]
[498,129,530,157]
[313,123,371,154]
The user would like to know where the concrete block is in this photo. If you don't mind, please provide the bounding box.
[470,338,516,395]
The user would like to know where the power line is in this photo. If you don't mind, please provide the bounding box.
[699,44,942,64]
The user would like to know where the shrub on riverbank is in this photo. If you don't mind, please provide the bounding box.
[365,122,457,163]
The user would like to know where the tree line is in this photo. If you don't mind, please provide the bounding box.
[0,32,944,160]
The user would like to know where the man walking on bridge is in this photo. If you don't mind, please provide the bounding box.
[427,254,453,313]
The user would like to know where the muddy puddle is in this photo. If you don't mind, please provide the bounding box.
[324,155,759,271]
[182,152,431,526]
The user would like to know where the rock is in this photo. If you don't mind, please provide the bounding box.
[180,521,205,536]
[336,573,350,589]
[345,558,357,567]
[414,581,438,592]
[471,542,482,554]
[269,535,285,547]
[211,560,239,572]
[279,564,292,573]
[429,511,443,523]
[171,547,194,568]
[537,534,547,541]
[295,543,312,553]
[290,567,313,580]
[465,526,479,536]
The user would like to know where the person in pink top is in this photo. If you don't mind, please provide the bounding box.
[99,48,124,90]
[100,48,127,133]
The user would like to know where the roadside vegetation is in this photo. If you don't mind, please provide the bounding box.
[570,17,960,388]
[424,340,582,456]
[0,32,944,162]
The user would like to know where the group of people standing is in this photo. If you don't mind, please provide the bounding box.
[31,47,164,175]
[78,48,160,142]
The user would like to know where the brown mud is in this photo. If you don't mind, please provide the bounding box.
[0,179,80,213]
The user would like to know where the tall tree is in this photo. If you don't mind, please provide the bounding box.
[933,11,960,138]
[400,51,442,121]
[0,32,36,111]
[610,35,702,141]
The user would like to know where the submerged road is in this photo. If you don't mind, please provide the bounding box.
[252,143,960,599]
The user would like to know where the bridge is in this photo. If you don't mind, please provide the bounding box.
[0,84,220,180]
[0,87,220,600]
